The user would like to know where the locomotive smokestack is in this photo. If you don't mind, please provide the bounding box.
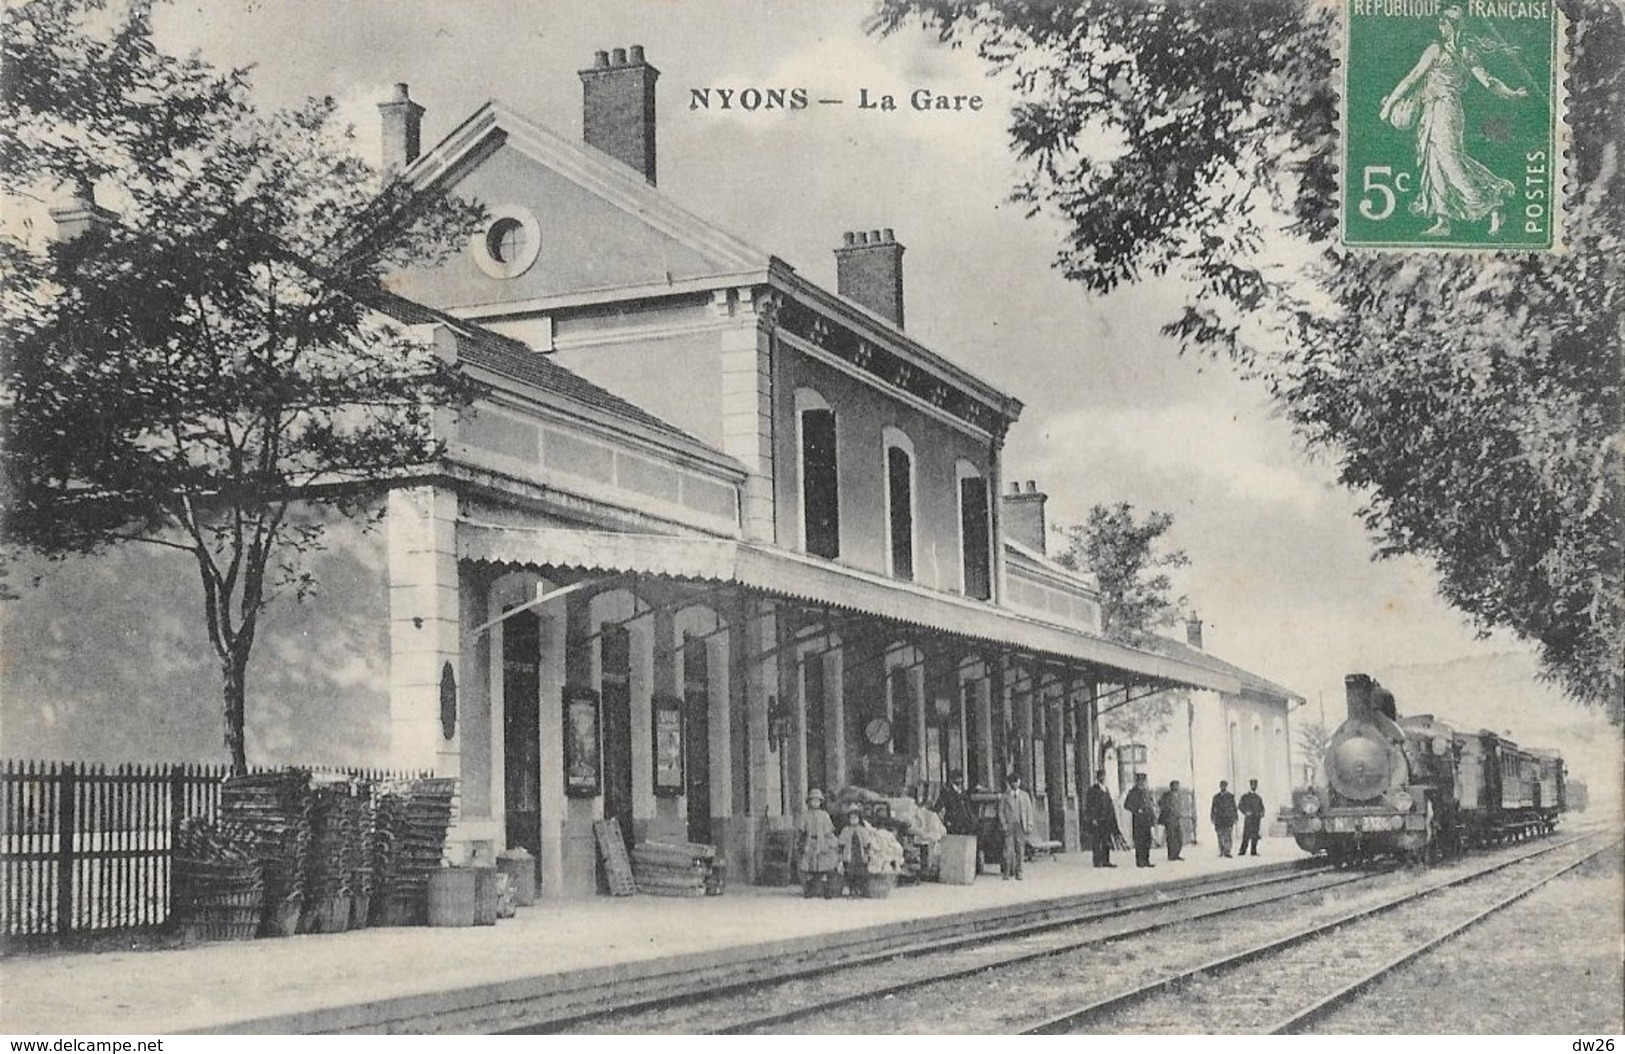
[1345,672,1397,721]
[1344,673,1373,720]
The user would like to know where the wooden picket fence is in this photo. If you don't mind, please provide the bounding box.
[0,759,427,939]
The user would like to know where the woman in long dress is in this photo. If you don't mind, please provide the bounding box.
[1379,5,1528,237]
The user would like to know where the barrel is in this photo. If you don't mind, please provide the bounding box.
[426,867,478,927]
[497,848,537,906]
[472,866,498,926]
[939,835,978,885]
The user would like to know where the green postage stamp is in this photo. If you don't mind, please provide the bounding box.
[1342,0,1562,250]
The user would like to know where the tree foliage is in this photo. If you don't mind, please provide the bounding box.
[0,0,484,769]
[1056,502,1191,740]
[874,0,1623,720]
[1295,719,1331,782]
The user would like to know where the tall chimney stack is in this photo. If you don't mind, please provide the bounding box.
[48,176,112,241]
[1000,479,1049,555]
[378,83,425,170]
[835,228,905,328]
[1184,612,1204,649]
[580,45,659,184]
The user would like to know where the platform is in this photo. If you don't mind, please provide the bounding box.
[0,837,1302,1034]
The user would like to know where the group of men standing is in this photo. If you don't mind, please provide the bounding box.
[1084,770,1266,868]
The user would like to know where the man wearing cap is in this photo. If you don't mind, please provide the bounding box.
[1210,780,1238,858]
[797,789,839,898]
[1239,779,1266,857]
[1124,772,1157,868]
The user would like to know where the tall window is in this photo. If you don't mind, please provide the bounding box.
[799,396,840,559]
[958,469,991,600]
[803,656,827,793]
[885,440,914,581]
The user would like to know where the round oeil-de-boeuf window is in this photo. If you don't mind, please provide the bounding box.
[471,205,541,279]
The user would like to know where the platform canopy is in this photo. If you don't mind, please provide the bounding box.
[458,523,1239,695]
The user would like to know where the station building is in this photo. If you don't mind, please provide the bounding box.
[1,46,1301,897]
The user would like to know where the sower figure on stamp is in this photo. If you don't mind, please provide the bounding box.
[1210,780,1238,858]
[997,772,1035,880]
[797,788,840,898]
[1158,779,1185,862]
[1084,768,1120,867]
[1239,779,1266,857]
[1124,772,1157,868]
[1378,3,1528,237]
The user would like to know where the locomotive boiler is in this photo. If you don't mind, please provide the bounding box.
[1288,673,1567,863]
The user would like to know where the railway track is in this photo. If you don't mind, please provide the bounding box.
[541,858,1382,1034]
[1019,831,1616,1035]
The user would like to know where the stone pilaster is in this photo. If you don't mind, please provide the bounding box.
[718,287,777,542]
[387,486,462,776]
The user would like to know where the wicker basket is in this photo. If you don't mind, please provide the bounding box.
[853,871,897,899]
[180,888,263,941]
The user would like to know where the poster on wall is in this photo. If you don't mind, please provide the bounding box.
[652,692,684,796]
[563,685,601,797]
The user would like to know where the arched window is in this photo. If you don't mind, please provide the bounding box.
[883,427,915,581]
[796,390,839,559]
[956,460,991,600]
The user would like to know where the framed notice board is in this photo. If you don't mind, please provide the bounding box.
[563,685,601,797]
[652,693,684,797]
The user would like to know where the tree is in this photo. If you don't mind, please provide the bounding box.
[1055,502,1191,741]
[1295,720,1331,783]
[874,1,1623,721]
[0,0,483,771]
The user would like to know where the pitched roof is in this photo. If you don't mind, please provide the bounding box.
[365,289,736,465]
[403,99,771,275]
[402,98,1022,429]
[1147,636,1304,703]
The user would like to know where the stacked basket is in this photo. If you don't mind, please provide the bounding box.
[371,777,457,925]
[172,817,263,941]
[301,778,363,933]
[220,769,312,936]
[630,841,715,897]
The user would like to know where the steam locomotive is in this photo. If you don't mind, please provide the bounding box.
[1288,673,1568,863]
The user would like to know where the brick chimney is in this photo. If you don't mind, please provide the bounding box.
[1185,612,1204,650]
[1001,480,1048,555]
[48,176,112,241]
[378,83,425,170]
[580,45,659,185]
[835,229,905,327]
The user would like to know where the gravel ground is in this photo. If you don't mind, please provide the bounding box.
[1306,838,1624,1034]
[561,868,1367,1034]
[1075,834,1611,1033]
[560,834,1612,1036]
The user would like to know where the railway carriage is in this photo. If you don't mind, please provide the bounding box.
[1288,673,1567,863]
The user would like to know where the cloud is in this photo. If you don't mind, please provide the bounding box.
[1035,399,1332,517]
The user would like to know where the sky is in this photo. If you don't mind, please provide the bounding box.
[125,0,1620,799]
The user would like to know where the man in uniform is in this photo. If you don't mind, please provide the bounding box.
[1084,769,1120,867]
[1239,778,1266,856]
[1158,779,1186,861]
[1210,780,1238,858]
[1123,772,1157,868]
[997,772,1035,880]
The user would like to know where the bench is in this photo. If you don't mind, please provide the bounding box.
[1025,839,1063,861]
